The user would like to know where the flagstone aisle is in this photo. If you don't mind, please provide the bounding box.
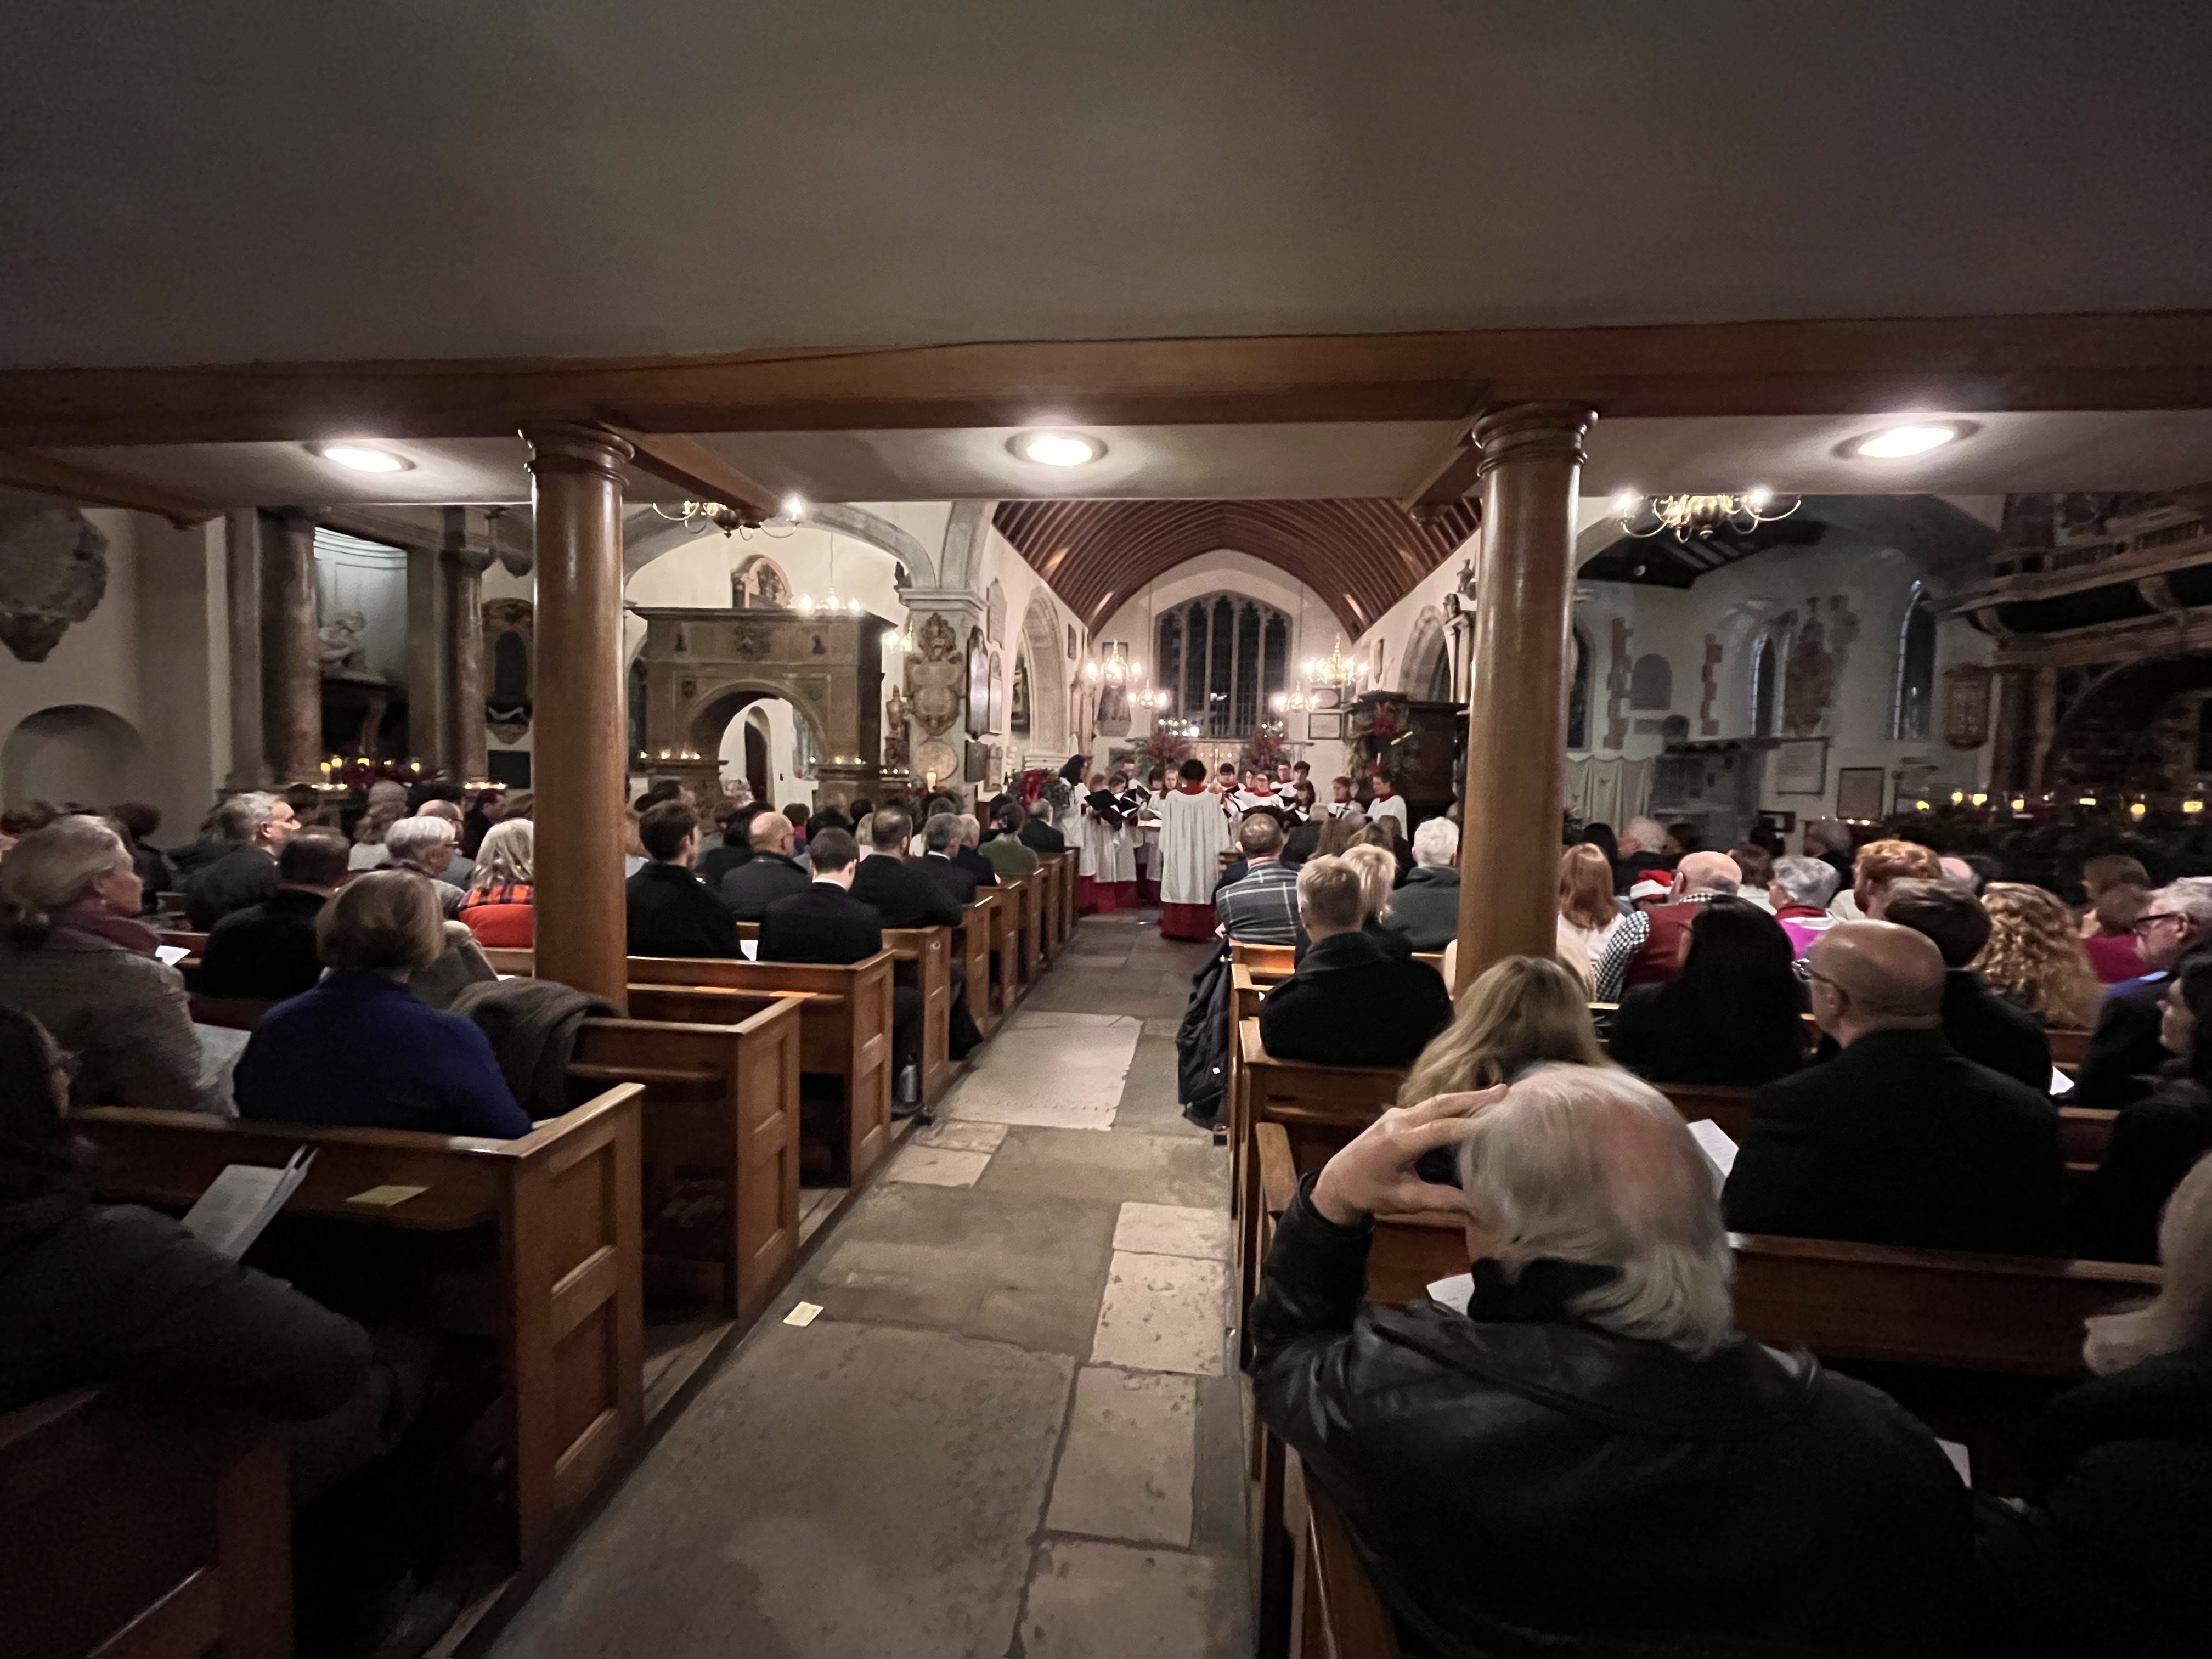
[490,912,1249,1658]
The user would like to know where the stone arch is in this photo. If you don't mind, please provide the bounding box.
[1400,605,1447,698]
[682,680,830,769]
[3,704,145,809]
[1019,595,1068,753]
[938,501,995,594]
[1629,653,1673,711]
[804,504,935,589]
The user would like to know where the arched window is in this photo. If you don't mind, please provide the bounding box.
[1629,653,1672,712]
[1565,628,1591,749]
[1892,583,1937,741]
[1750,634,1778,738]
[1153,593,1295,736]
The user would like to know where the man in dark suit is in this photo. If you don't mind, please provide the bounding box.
[1018,802,1067,855]
[719,810,812,920]
[626,802,746,958]
[851,809,964,930]
[917,811,981,910]
[198,830,349,1001]
[1860,879,2050,1091]
[951,813,1000,890]
[2073,885,2212,1108]
[759,827,931,1114]
[1259,856,1453,1068]
[696,799,769,891]
[1724,921,2064,1255]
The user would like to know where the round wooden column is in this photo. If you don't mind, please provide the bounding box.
[260,507,324,784]
[1453,403,1596,993]
[524,424,633,1010]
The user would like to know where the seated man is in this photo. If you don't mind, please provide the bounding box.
[1215,812,1302,945]
[181,790,301,929]
[980,802,1041,877]
[1017,800,1066,855]
[759,828,929,1115]
[696,798,769,891]
[1592,850,1742,1001]
[918,811,983,909]
[1880,877,2050,1090]
[198,828,349,1001]
[2074,882,2212,1109]
[625,800,744,958]
[1724,920,2063,1254]
[1250,1068,1973,1657]
[951,813,1000,889]
[719,808,812,920]
[853,809,963,929]
[1259,856,1451,1066]
[1378,816,1460,952]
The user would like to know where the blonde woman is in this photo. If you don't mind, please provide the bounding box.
[1974,882,2104,1030]
[459,818,537,947]
[1980,1150,2212,1655]
[1558,843,1626,983]
[347,800,405,871]
[0,816,219,1114]
[1397,954,1609,1110]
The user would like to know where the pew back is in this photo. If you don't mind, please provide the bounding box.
[957,893,1001,1040]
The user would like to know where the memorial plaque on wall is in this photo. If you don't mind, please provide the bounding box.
[966,629,990,737]
[1944,663,1992,750]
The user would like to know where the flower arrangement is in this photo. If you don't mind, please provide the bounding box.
[1143,728,1193,772]
[1238,729,1286,777]
[1345,698,1418,782]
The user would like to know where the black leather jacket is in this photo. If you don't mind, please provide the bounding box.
[1249,1177,1975,1657]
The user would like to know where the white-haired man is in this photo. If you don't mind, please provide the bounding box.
[1591,850,1742,1002]
[1249,1065,1972,1655]
[180,790,300,929]
[1612,814,1672,894]
[1376,815,1460,952]
[2075,881,2212,1108]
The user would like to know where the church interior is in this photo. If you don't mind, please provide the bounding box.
[3,7,2211,1659]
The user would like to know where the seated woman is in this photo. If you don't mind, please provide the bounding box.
[1609,896,1808,1088]
[1399,953,1607,1106]
[1983,1150,2212,1655]
[1976,881,2105,1031]
[1340,843,1415,961]
[0,816,221,1114]
[235,870,532,1138]
[1249,1066,1974,1656]
[1556,842,1626,986]
[382,815,465,917]
[2073,954,2212,1263]
[2080,853,2154,983]
[346,801,403,871]
[458,818,537,947]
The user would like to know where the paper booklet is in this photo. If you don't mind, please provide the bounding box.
[155,944,190,968]
[2050,1066,2075,1097]
[1686,1119,1737,1192]
[179,1147,315,1259]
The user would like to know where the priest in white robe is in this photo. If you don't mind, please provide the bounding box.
[1158,757,1232,940]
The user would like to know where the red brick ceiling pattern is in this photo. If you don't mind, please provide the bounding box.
[991,499,1480,635]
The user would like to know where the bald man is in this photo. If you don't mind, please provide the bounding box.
[1722,922,2063,1255]
[1592,850,1744,1001]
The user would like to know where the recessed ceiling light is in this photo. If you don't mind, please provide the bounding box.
[1010,431,1104,467]
[1851,422,1960,459]
[311,442,414,474]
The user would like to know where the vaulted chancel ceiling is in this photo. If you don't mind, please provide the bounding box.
[992,499,1480,633]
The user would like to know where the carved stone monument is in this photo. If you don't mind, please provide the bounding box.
[0,491,108,662]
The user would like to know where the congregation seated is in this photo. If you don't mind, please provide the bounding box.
[1608,812,1673,893]
[177,789,300,929]
[1397,955,1606,1118]
[1555,842,1626,989]
[235,870,532,1138]
[979,801,1040,876]
[1831,834,1943,924]
[1257,856,1450,1068]
[1375,816,1459,952]
[951,812,1000,888]
[111,800,173,912]
[758,829,882,965]
[347,800,405,871]
[720,806,812,918]
[456,817,537,947]
[0,816,219,1114]
[2073,883,2212,1109]
[696,797,769,891]
[1769,851,1843,956]
[1723,921,2064,1254]
[1801,813,1860,890]
[1250,1065,1974,1657]
[1590,849,1742,1001]
[918,811,983,909]
[624,800,744,959]
[2079,853,2154,984]
[1878,878,2053,1091]
[851,809,963,929]
[413,797,474,888]
[1980,1150,2212,1657]
[1017,800,1066,855]
[1728,839,1776,910]
[1609,895,1809,1088]
[1216,812,1302,945]
[1339,842,1415,961]
[382,814,466,917]
[2073,955,2212,1262]
[199,828,351,1001]
[1974,881,2105,1031]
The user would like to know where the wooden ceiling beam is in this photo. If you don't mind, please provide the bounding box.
[0,447,223,526]
[4,311,2211,448]
[606,428,782,518]
[1397,419,1483,510]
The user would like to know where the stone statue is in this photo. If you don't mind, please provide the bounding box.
[317,611,382,681]
[0,490,108,663]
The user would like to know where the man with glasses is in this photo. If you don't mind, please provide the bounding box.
[2074,882,2212,1109]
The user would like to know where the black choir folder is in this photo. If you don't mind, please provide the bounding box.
[179,1146,315,1259]
[1084,789,1126,827]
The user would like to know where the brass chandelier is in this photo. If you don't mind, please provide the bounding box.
[1614,489,1801,540]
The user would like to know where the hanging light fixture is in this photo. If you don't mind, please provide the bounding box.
[654,493,806,539]
[1611,489,1801,541]
[795,541,865,616]
[1305,634,1358,692]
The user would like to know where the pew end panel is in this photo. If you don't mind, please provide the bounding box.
[1290,1454,1403,1659]
[957,894,1001,1039]
[883,924,955,1105]
[0,1390,291,1659]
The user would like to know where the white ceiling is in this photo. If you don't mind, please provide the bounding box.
[53,408,2212,510]
[3,3,2209,369]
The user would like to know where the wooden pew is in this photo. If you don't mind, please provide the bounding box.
[1056,848,1080,940]
[1009,871,1045,989]
[74,1085,646,1568]
[1289,1453,1401,1659]
[989,878,1025,1015]
[2,1389,291,1659]
[731,919,957,1107]
[956,892,1001,1041]
[1032,853,1060,961]
[2048,1026,2091,1068]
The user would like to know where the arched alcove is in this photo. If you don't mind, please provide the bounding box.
[1629,653,1673,711]
[1019,596,1068,753]
[3,704,145,810]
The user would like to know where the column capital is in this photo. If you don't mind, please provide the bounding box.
[1472,403,1598,476]
[444,542,499,578]
[522,423,635,482]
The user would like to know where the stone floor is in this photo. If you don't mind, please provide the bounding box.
[490,911,1249,1659]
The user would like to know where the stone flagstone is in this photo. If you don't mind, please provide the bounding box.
[1089,1251,1231,1376]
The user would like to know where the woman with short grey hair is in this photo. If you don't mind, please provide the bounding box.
[384,815,465,917]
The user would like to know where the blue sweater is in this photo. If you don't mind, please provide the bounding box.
[234,970,532,1139]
